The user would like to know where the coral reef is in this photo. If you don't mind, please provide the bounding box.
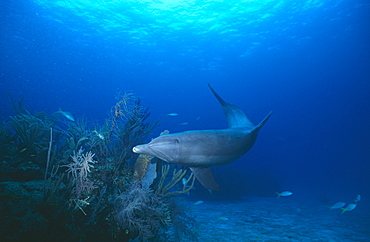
[155,162,195,197]
[0,93,197,241]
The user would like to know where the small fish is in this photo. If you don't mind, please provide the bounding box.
[182,178,195,194]
[216,216,229,220]
[167,113,178,117]
[341,203,356,214]
[328,202,346,210]
[19,148,27,153]
[92,130,105,140]
[354,194,361,203]
[56,109,75,121]
[196,116,201,120]
[192,200,204,206]
[276,191,293,198]
[179,122,189,126]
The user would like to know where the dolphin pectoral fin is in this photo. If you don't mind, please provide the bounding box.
[190,167,220,191]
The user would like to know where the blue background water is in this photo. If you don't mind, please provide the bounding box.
[1,0,369,202]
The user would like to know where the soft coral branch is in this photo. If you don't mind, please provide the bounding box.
[63,148,97,197]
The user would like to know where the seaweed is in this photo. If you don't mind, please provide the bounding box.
[0,121,16,161]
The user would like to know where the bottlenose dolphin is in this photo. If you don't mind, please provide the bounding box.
[133,84,272,191]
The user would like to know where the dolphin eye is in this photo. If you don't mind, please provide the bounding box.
[174,138,180,143]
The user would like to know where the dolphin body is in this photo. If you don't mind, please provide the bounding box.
[132,84,272,191]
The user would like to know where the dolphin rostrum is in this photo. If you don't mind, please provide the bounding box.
[132,84,272,191]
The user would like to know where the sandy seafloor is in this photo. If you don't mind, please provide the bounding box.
[176,197,370,242]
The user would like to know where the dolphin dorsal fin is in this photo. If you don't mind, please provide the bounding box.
[208,84,255,129]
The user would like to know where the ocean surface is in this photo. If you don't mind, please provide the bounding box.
[1,0,369,241]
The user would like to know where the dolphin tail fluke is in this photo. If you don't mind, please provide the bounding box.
[255,111,273,130]
[190,167,220,191]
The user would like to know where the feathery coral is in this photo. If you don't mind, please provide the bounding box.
[63,148,97,197]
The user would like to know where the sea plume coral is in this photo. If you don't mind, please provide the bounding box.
[63,148,97,197]
[115,182,171,241]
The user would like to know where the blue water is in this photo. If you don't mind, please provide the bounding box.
[1,0,369,213]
